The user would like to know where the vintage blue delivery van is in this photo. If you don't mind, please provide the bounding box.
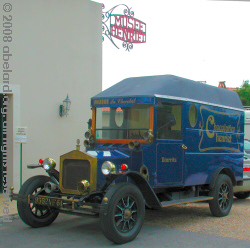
[10,75,244,244]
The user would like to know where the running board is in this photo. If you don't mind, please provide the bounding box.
[161,196,214,208]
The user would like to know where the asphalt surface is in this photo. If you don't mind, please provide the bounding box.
[1,214,250,248]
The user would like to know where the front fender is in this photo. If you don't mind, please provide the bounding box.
[126,172,161,209]
[102,171,161,209]
[27,164,59,182]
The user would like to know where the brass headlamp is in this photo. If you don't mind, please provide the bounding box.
[42,158,56,171]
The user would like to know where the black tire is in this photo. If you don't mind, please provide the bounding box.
[100,183,145,244]
[234,191,250,199]
[17,175,59,227]
[209,174,233,217]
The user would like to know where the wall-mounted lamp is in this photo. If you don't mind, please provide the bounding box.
[59,94,71,117]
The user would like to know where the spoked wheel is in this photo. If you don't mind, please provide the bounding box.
[17,175,59,227]
[114,194,138,233]
[100,183,145,244]
[209,174,233,217]
[29,187,52,218]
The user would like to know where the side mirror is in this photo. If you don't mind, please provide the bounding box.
[165,113,176,127]
[143,129,153,143]
[157,114,177,135]
[87,119,92,129]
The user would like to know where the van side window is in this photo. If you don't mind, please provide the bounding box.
[189,104,198,127]
[157,102,182,140]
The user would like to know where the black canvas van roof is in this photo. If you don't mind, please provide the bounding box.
[93,75,243,110]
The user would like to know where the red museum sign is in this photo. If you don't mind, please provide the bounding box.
[110,15,146,44]
[102,4,147,51]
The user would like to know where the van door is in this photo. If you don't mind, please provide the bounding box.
[155,101,184,185]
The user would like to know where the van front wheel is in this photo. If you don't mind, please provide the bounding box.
[209,174,233,217]
[17,176,59,227]
[100,183,145,244]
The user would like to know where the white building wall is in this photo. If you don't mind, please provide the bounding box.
[1,0,102,191]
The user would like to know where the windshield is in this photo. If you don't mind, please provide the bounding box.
[95,105,151,140]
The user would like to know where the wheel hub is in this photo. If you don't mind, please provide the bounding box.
[124,209,132,219]
[114,195,138,233]
[222,192,228,202]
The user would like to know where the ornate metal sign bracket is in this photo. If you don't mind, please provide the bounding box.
[102,4,146,51]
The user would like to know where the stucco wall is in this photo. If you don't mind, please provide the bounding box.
[0,0,102,190]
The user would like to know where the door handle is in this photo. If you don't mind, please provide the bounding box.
[182,144,187,150]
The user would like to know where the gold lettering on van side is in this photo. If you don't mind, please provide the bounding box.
[162,157,177,163]
[199,106,241,152]
[94,99,109,105]
[205,114,235,143]
[206,115,215,138]
[216,133,232,143]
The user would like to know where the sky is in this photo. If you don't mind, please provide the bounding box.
[97,0,250,90]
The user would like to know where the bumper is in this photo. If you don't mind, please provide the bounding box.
[9,191,106,215]
[234,176,250,193]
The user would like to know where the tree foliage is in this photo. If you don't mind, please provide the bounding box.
[236,80,250,106]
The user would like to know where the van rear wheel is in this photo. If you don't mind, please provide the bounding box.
[209,174,233,217]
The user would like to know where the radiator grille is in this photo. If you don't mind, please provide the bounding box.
[62,159,90,190]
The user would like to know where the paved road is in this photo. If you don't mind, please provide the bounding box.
[1,214,250,248]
